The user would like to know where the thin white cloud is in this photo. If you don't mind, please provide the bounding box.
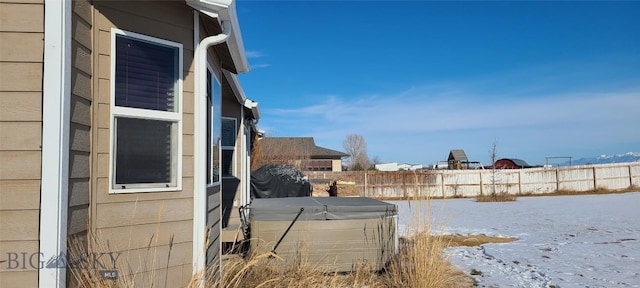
[259,57,640,164]
[250,63,271,69]
[245,50,265,58]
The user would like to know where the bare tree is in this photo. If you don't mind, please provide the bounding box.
[343,134,370,170]
[251,136,309,171]
[370,155,382,166]
[489,139,498,195]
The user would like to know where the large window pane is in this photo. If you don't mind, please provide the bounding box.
[114,117,175,186]
[207,69,221,184]
[221,149,234,177]
[115,34,178,112]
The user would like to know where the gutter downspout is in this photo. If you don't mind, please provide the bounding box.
[40,0,71,287]
[193,14,231,277]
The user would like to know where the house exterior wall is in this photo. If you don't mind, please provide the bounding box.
[0,0,44,286]
[494,159,519,169]
[220,81,242,223]
[203,18,224,271]
[68,0,92,251]
[332,159,343,172]
[90,2,198,286]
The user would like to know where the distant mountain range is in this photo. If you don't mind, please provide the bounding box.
[560,152,640,166]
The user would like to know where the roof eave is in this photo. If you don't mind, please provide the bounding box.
[186,0,250,74]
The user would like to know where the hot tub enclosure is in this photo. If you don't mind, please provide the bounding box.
[248,197,398,272]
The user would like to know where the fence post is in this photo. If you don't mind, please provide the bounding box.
[556,167,560,192]
[440,172,445,197]
[629,164,633,189]
[479,170,484,196]
[593,166,597,190]
[518,169,522,195]
[364,170,368,198]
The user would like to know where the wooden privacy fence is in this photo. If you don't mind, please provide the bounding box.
[307,162,640,198]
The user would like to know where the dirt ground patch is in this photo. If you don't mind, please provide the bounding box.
[439,234,517,247]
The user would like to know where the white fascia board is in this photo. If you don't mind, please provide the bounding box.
[222,69,246,104]
[187,0,249,73]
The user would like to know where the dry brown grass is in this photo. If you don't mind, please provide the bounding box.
[439,234,517,247]
[476,191,517,202]
[215,232,473,288]
[384,231,473,288]
[66,194,477,288]
[217,250,385,288]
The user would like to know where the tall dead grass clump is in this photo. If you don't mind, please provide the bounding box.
[217,248,383,288]
[383,197,472,288]
[67,200,193,287]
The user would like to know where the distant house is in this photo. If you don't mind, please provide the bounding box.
[375,162,423,171]
[448,149,469,169]
[493,158,541,169]
[0,0,258,286]
[259,137,349,172]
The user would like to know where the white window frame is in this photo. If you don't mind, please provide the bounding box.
[207,64,222,187]
[109,29,183,193]
[221,117,237,178]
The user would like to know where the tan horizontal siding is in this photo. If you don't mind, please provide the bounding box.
[127,263,194,288]
[0,180,40,210]
[0,63,42,92]
[0,210,39,241]
[0,2,43,33]
[0,2,45,287]
[0,92,41,121]
[96,3,193,48]
[183,91,194,114]
[89,3,201,284]
[0,151,41,180]
[0,32,43,62]
[0,240,39,272]
[95,198,193,228]
[0,271,38,288]
[0,122,41,151]
[182,113,194,135]
[96,220,193,250]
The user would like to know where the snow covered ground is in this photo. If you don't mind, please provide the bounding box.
[391,192,640,288]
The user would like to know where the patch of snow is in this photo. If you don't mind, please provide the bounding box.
[390,192,640,288]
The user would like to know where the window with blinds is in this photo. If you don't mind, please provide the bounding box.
[110,30,182,193]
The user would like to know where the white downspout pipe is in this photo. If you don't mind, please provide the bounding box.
[193,14,231,277]
[40,0,71,287]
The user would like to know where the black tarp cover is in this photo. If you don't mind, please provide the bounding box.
[250,164,312,198]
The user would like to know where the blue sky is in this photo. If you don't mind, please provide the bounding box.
[236,1,640,166]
